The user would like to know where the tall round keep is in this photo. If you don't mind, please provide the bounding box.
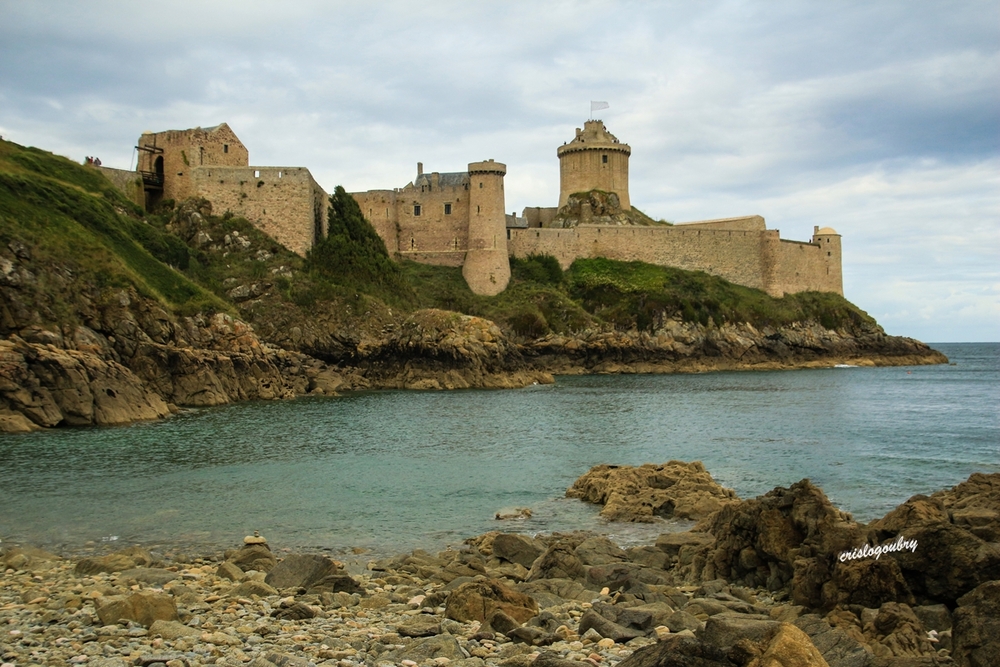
[812,226,844,295]
[557,120,631,210]
[463,160,511,296]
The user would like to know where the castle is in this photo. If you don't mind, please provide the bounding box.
[102,120,842,299]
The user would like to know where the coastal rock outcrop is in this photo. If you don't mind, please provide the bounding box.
[360,308,553,390]
[865,473,1000,605]
[524,319,948,375]
[566,461,740,522]
[0,336,170,432]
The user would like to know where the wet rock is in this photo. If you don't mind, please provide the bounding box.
[96,591,179,627]
[866,474,1000,605]
[566,461,739,522]
[446,579,540,624]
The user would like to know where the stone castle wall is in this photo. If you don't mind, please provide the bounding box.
[191,166,327,256]
[508,222,842,297]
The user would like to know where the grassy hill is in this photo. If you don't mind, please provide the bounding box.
[0,138,878,346]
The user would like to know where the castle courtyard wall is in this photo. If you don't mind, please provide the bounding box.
[191,166,327,256]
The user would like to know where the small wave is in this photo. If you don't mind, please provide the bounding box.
[834,364,858,368]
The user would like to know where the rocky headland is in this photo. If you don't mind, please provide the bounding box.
[2,465,997,667]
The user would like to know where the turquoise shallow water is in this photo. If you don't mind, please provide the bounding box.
[0,343,996,557]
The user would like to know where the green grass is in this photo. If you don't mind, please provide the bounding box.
[567,257,874,331]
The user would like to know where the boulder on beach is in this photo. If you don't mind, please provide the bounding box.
[75,546,154,576]
[696,479,864,609]
[566,461,739,522]
[96,590,178,627]
[444,578,540,624]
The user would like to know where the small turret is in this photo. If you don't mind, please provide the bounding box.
[812,226,843,295]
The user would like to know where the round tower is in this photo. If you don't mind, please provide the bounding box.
[812,226,844,295]
[463,160,510,296]
[557,120,631,210]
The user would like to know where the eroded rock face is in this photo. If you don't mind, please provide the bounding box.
[697,479,864,609]
[866,474,1000,605]
[360,308,553,390]
[567,461,739,522]
[0,337,170,431]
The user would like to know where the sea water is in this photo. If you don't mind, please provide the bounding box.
[0,343,996,557]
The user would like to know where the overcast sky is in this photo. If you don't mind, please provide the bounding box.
[1,1,997,342]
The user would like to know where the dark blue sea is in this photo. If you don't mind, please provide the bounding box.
[1,343,996,558]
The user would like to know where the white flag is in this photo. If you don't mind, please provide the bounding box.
[591,101,610,114]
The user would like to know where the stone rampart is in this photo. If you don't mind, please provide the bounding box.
[191,166,327,256]
[509,224,840,297]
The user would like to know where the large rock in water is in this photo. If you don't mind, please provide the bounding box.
[864,472,1000,605]
[566,461,739,522]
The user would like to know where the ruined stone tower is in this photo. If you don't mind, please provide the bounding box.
[463,160,510,296]
[557,120,631,210]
